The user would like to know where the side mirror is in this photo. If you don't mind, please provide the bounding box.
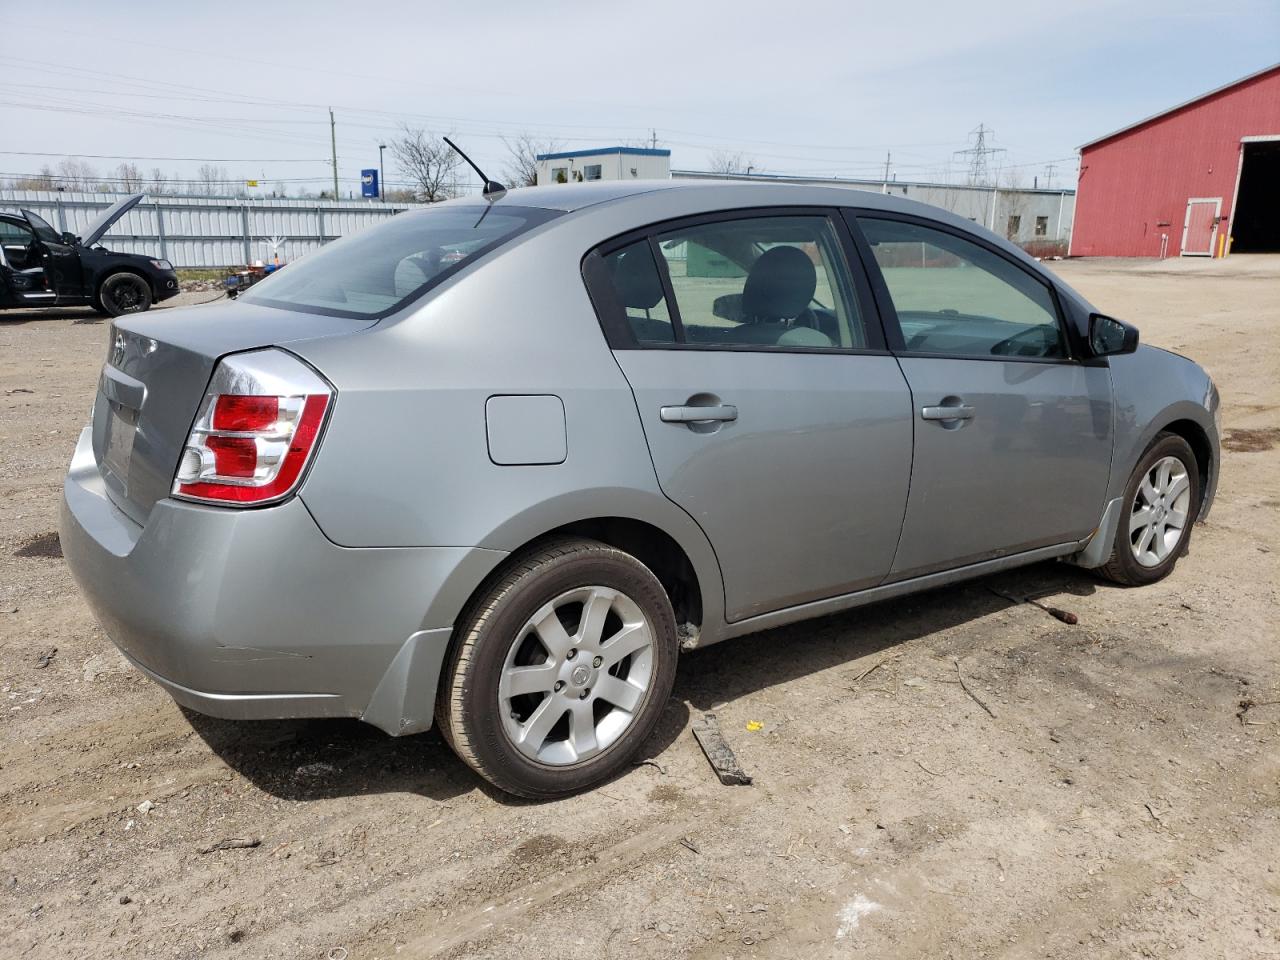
[1088,313,1139,357]
[61,231,79,246]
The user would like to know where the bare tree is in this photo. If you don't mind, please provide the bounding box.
[56,158,99,191]
[391,126,460,203]
[503,133,562,188]
[11,165,56,190]
[707,150,756,176]
[113,162,144,192]
[195,164,230,197]
[999,167,1026,241]
[148,168,171,195]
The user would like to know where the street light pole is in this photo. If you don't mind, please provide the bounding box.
[378,144,386,201]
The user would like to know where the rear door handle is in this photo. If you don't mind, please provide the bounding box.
[660,404,738,424]
[920,403,974,421]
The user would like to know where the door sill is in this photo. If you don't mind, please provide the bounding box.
[708,541,1079,645]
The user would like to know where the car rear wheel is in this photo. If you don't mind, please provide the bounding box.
[99,273,153,317]
[1096,432,1200,586]
[437,538,678,799]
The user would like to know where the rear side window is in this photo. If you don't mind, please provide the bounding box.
[654,216,864,349]
[0,220,34,244]
[600,241,676,344]
[857,217,1066,359]
[241,205,558,320]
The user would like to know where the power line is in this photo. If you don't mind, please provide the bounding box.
[2,56,1073,172]
[0,150,323,163]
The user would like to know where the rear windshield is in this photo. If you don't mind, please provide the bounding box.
[240,204,558,319]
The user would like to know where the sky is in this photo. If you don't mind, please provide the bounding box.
[1,0,1276,198]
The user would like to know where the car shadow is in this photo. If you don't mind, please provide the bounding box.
[183,698,694,807]
[675,559,1099,712]
[183,560,1097,803]
[0,306,103,325]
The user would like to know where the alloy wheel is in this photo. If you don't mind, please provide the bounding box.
[499,585,654,766]
[112,283,141,311]
[1129,455,1191,567]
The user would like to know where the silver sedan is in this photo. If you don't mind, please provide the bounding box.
[60,181,1220,797]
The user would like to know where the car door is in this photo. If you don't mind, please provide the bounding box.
[21,208,84,301]
[847,212,1113,580]
[0,243,16,309]
[584,209,914,622]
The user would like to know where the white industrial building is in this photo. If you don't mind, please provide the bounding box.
[529,145,1073,249]
[535,147,672,185]
[672,170,1074,249]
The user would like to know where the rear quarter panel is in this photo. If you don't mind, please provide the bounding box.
[292,208,727,630]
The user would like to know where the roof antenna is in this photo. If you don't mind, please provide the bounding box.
[443,137,506,200]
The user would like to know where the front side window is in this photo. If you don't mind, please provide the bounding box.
[650,215,864,349]
[857,217,1066,360]
[240,205,556,319]
[21,210,60,243]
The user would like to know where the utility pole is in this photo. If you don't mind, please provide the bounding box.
[329,107,339,200]
[650,128,657,150]
[1043,162,1057,190]
[954,123,1005,186]
[378,143,387,201]
[881,151,892,194]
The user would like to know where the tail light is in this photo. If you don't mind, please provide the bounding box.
[173,349,333,506]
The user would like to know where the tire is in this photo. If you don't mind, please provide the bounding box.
[98,273,153,317]
[437,538,678,799]
[1096,432,1200,586]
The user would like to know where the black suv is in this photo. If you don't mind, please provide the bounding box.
[0,194,179,316]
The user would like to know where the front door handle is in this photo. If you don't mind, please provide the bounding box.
[660,404,738,424]
[920,403,975,421]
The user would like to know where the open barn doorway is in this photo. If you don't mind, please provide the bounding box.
[1231,139,1280,253]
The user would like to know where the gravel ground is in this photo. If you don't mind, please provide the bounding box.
[1,260,1277,959]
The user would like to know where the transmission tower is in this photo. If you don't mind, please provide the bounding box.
[954,124,1006,186]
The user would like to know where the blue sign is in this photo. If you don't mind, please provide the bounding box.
[360,168,379,198]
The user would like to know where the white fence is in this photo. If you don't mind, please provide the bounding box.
[0,190,423,268]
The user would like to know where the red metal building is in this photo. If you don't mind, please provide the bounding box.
[1071,63,1280,258]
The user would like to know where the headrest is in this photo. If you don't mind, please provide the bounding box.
[742,246,817,322]
[612,248,665,310]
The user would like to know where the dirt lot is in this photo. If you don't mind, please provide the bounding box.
[1,261,1277,960]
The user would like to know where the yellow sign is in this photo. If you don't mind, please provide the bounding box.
[245,180,259,187]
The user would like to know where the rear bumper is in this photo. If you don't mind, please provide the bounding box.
[59,427,506,733]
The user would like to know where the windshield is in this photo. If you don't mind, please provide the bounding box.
[241,204,559,319]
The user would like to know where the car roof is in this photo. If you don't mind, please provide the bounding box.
[469,180,689,212]
[485,178,961,221]
[457,178,978,223]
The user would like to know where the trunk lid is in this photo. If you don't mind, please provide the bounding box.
[92,300,371,525]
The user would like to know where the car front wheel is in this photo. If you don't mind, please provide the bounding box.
[437,538,678,799]
[1097,432,1201,586]
[99,273,153,317]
